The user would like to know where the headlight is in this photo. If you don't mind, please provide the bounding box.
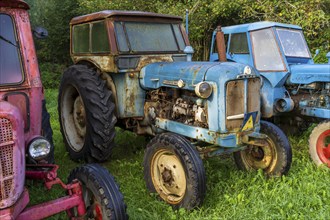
[243,66,252,75]
[28,137,51,161]
[195,82,213,99]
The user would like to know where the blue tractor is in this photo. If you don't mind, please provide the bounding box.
[58,12,292,209]
[210,21,330,168]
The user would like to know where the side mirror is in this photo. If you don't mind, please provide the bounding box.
[33,27,48,39]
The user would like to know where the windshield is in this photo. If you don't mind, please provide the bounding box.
[0,13,24,85]
[276,28,310,58]
[114,22,186,53]
[250,28,286,72]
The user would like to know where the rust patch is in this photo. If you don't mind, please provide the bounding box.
[226,80,245,131]
[73,56,117,73]
[136,55,173,71]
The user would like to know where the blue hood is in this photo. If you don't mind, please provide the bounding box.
[288,64,330,84]
[140,61,256,90]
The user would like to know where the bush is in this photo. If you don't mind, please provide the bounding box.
[40,63,66,89]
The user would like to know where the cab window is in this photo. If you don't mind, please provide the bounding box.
[229,33,249,54]
[72,21,110,54]
[250,28,286,71]
[0,13,24,85]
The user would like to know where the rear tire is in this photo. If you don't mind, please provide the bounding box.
[234,120,292,176]
[68,164,128,220]
[143,133,206,210]
[309,121,330,168]
[58,64,116,162]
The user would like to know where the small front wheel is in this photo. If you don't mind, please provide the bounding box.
[234,120,292,176]
[309,121,330,168]
[143,133,206,210]
[68,164,128,220]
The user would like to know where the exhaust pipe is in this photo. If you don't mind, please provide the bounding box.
[216,26,227,62]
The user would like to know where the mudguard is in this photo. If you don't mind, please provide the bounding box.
[288,64,330,84]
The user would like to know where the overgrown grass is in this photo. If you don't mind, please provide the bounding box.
[30,89,329,219]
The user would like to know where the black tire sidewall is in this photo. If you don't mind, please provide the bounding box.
[58,65,116,162]
[143,133,206,209]
[68,164,128,220]
[59,67,92,160]
[41,99,55,164]
[260,120,292,176]
[234,121,292,176]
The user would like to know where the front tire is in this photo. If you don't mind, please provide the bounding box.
[58,64,116,162]
[309,121,330,168]
[143,133,206,210]
[234,120,292,176]
[68,164,128,220]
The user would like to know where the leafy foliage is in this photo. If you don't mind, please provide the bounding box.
[26,0,80,64]
[27,0,329,62]
[39,63,66,89]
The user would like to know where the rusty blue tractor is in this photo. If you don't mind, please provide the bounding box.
[210,21,330,168]
[58,12,292,209]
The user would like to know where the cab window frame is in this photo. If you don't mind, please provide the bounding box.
[72,20,110,54]
[0,13,25,86]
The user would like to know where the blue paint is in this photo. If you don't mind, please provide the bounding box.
[300,106,330,119]
[112,73,146,118]
[209,21,330,120]
[156,118,239,148]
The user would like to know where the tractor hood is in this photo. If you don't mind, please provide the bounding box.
[287,64,330,84]
[140,61,256,90]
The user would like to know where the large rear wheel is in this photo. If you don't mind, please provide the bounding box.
[68,164,128,220]
[58,65,116,162]
[309,121,330,168]
[234,120,292,176]
[143,133,206,210]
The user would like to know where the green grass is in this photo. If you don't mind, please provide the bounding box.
[29,89,330,219]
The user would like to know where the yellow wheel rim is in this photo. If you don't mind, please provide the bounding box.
[242,137,277,172]
[150,149,186,204]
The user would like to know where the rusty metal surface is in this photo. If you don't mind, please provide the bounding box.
[70,10,182,25]
[0,6,43,139]
[226,78,261,131]
[0,189,29,220]
[248,78,261,124]
[73,55,117,72]
[226,80,245,131]
[0,0,29,9]
[0,102,25,209]
[215,26,227,62]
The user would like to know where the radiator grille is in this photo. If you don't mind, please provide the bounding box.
[0,118,14,201]
[0,118,13,143]
[226,78,260,131]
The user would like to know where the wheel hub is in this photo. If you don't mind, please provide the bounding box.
[73,96,86,137]
[161,167,174,185]
[245,140,275,170]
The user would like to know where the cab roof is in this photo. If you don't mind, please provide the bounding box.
[0,0,29,10]
[70,10,183,25]
[221,21,302,34]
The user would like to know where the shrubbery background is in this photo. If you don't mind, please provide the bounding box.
[26,0,330,88]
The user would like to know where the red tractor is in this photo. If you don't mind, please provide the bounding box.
[0,1,128,219]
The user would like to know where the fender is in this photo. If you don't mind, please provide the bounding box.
[287,64,330,84]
